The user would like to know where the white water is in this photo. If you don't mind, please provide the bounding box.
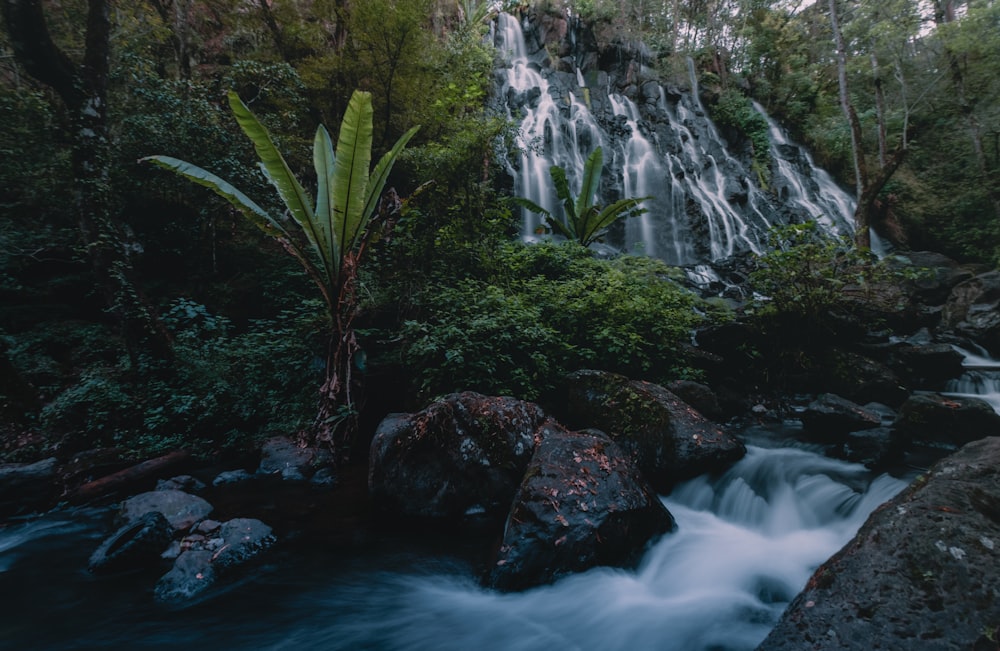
[945,346,1000,414]
[0,445,907,650]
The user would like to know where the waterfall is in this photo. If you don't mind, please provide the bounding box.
[495,12,855,265]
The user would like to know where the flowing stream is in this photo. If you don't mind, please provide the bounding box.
[945,346,1000,414]
[1,436,908,651]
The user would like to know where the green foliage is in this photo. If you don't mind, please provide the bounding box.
[395,242,704,402]
[709,90,772,186]
[749,222,906,322]
[513,147,649,246]
[30,300,323,458]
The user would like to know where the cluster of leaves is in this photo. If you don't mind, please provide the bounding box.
[709,89,772,186]
[749,222,910,325]
[392,242,705,402]
[10,299,324,459]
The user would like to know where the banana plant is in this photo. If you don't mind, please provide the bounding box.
[512,147,650,248]
[142,90,419,455]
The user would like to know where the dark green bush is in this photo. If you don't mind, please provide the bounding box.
[394,242,705,402]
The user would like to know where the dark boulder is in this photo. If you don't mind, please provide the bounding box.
[486,424,675,592]
[891,250,978,306]
[887,342,966,387]
[257,436,335,483]
[757,436,1000,651]
[368,392,550,519]
[666,379,724,421]
[554,370,746,492]
[799,394,881,442]
[824,350,909,407]
[941,271,1000,355]
[832,427,902,470]
[895,393,1000,448]
[88,511,174,574]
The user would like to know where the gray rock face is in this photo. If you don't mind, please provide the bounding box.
[555,370,746,492]
[118,490,213,531]
[369,392,550,519]
[757,437,1000,651]
[487,424,675,592]
[942,271,1000,355]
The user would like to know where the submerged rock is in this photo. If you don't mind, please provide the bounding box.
[554,370,746,492]
[758,436,1000,651]
[369,392,550,519]
[487,424,675,592]
[88,511,174,574]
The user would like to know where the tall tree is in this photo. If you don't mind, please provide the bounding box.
[2,0,170,363]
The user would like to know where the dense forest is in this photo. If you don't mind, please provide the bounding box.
[1,0,998,466]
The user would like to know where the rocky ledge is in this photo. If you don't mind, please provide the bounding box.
[757,436,1000,651]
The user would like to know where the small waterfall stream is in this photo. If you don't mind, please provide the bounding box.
[945,346,1000,414]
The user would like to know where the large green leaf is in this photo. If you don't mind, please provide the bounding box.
[509,196,552,218]
[575,147,603,218]
[579,197,650,246]
[332,91,374,259]
[313,124,339,283]
[227,91,326,270]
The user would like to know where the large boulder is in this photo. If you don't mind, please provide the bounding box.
[486,424,675,592]
[800,394,882,442]
[553,370,746,492]
[822,350,909,407]
[757,436,1000,651]
[887,342,966,388]
[368,392,550,519]
[895,393,1000,448]
[941,271,1000,355]
[891,250,978,306]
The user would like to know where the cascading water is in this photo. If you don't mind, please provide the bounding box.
[495,12,855,266]
[945,346,1000,414]
[754,102,855,236]
[0,444,907,650]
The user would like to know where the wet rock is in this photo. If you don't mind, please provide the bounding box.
[891,250,979,306]
[666,379,724,421]
[487,425,675,591]
[758,436,1000,651]
[88,511,173,574]
[887,343,966,387]
[554,370,746,492]
[156,475,206,493]
[368,392,550,519]
[118,490,213,531]
[800,394,882,442]
[257,436,334,483]
[895,393,1000,448]
[833,427,901,469]
[824,350,909,407]
[212,469,255,486]
[942,271,1000,355]
[153,518,275,603]
[0,457,58,517]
